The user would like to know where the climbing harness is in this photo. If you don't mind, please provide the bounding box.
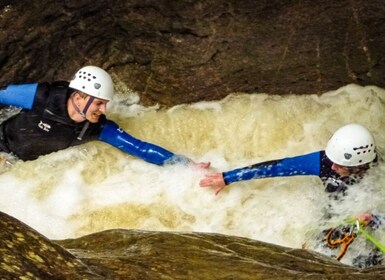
[324,219,385,261]
[324,225,356,261]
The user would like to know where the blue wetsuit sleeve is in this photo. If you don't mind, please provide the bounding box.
[98,120,192,166]
[223,151,322,185]
[0,84,38,109]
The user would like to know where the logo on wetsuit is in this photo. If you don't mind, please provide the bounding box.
[38,120,51,132]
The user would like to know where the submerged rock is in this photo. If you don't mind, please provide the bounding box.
[1,211,385,279]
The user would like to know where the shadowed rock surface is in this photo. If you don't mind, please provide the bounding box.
[0,211,102,279]
[0,0,384,106]
[1,211,385,279]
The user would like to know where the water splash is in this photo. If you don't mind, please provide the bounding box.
[0,83,384,267]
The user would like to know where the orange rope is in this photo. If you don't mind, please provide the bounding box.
[324,228,356,261]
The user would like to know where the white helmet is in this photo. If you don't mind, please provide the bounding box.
[69,66,114,101]
[325,123,376,166]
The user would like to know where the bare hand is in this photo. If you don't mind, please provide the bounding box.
[355,213,373,226]
[199,173,226,195]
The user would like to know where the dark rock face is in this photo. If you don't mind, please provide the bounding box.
[1,211,385,279]
[0,1,384,106]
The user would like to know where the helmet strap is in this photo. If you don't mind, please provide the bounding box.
[71,95,95,118]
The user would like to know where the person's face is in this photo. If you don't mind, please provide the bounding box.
[81,96,109,123]
[331,162,352,177]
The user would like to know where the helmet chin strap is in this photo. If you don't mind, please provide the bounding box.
[71,95,95,119]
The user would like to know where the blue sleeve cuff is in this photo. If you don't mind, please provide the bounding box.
[99,120,189,166]
[223,151,322,185]
[0,84,38,109]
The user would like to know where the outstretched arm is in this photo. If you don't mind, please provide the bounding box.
[200,151,322,195]
[0,84,38,109]
[99,120,210,167]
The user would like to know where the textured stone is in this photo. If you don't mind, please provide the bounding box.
[1,211,385,279]
[0,0,384,106]
[0,211,102,279]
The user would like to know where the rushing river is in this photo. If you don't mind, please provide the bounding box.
[0,83,384,267]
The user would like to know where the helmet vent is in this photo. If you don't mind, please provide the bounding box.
[94,83,101,89]
[353,145,369,150]
[78,72,97,80]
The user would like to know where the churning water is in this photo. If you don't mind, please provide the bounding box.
[1,83,384,266]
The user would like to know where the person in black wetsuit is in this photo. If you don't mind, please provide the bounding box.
[200,123,382,266]
[0,65,210,168]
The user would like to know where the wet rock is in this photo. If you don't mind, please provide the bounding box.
[2,211,385,279]
[0,211,101,279]
[0,1,384,106]
[57,229,385,279]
